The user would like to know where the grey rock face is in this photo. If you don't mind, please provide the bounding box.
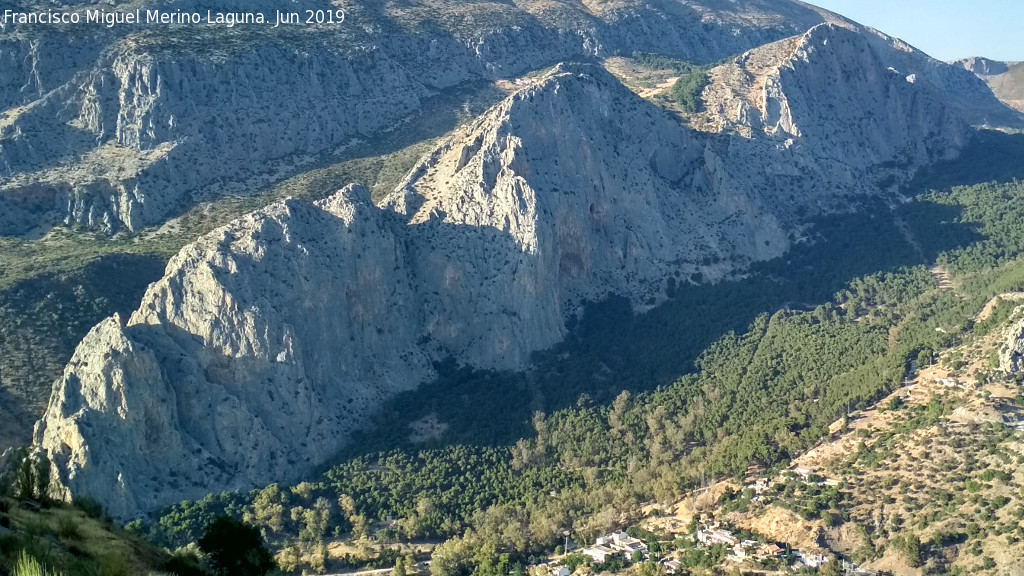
[1,37,430,233]
[37,184,433,518]
[0,0,834,235]
[31,63,759,518]
[702,23,1016,166]
[37,65,735,518]
[0,33,107,110]
[35,31,1001,517]
[1000,316,1024,374]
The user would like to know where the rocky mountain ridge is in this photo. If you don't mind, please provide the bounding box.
[694,21,1017,208]
[0,0,836,236]
[705,23,1018,142]
[34,21,1019,517]
[956,56,1012,77]
[954,56,1024,113]
[35,185,433,518]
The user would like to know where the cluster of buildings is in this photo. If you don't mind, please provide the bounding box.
[550,520,832,575]
[697,523,783,563]
[599,532,648,558]
[791,550,832,570]
[580,531,649,564]
[579,531,690,574]
[696,522,831,571]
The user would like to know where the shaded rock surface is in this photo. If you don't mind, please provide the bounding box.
[37,184,431,517]
[38,64,738,518]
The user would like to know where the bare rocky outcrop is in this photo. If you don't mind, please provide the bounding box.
[1000,315,1024,374]
[955,57,1011,77]
[0,38,430,233]
[36,65,745,518]
[34,36,1010,518]
[5,4,1019,237]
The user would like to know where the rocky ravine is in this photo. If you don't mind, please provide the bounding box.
[34,24,1013,519]
[0,0,835,235]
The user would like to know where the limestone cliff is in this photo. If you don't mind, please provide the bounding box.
[37,65,741,518]
[35,42,1006,518]
[0,35,429,233]
[956,56,1010,77]
[0,0,833,235]
[36,184,433,517]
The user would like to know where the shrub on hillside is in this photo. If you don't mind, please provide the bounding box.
[13,551,61,576]
[198,516,275,576]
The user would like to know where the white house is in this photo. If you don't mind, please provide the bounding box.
[582,545,616,564]
[793,551,830,569]
[610,532,644,548]
[661,559,681,574]
[793,467,814,479]
[593,532,648,559]
[697,528,738,548]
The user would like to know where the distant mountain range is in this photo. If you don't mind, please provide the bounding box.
[0,0,837,236]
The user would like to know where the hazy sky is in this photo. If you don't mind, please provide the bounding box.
[808,0,1024,62]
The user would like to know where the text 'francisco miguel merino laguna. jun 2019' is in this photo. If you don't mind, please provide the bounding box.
[1,8,346,29]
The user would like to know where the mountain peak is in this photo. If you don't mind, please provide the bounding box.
[953,56,1011,76]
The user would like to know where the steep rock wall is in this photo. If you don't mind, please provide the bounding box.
[37,184,432,517]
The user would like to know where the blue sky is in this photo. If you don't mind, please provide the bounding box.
[808,0,1024,62]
